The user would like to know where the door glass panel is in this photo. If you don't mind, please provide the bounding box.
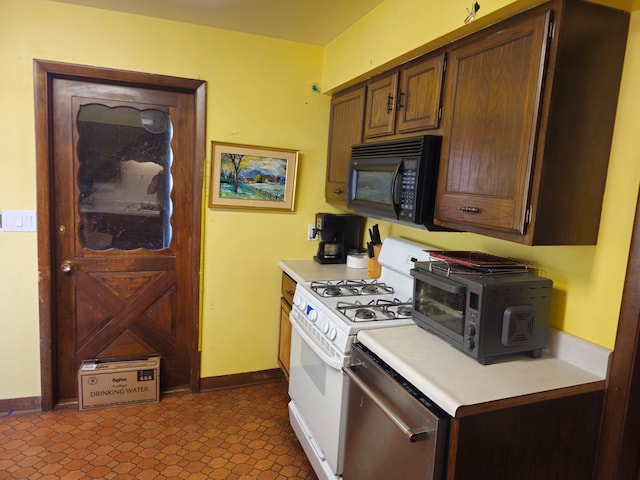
[77,105,173,250]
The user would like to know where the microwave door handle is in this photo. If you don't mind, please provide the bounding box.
[391,163,403,218]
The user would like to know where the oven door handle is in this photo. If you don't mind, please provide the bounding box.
[290,313,344,371]
[343,366,430,442]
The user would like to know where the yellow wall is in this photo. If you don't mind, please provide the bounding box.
[0,0,334,399]
[322,0,517,92]
[0,0,638,402]
[323,2,640,348]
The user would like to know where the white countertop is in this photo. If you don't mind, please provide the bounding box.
[357,325,606,417]
[279,259,609,418]
[279,259,370,284]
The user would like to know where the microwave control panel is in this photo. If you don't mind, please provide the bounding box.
[398,158,420,222]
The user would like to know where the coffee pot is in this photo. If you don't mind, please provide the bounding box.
[313,213,364,264]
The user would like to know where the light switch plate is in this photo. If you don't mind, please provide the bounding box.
[1,210,37,232]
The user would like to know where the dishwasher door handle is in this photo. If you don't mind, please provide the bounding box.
[343,366,430,442]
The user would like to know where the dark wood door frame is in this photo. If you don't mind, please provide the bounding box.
[595,186,640,479]
[34,59,206,410]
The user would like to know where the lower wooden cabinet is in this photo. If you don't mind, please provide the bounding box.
[278,272,296,378]
[447,388,604,479]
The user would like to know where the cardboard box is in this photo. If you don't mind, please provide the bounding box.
[78,356,160,410]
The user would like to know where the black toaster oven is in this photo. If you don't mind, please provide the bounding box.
[410,261,552,364]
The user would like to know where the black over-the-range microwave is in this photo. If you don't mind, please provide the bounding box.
[346,135,451,231]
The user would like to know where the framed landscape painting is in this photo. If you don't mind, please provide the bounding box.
[209,141,299,211]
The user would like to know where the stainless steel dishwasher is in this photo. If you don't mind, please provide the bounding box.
[343,342,449,480]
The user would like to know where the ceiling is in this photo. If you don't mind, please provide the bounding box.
[51,0,387,46]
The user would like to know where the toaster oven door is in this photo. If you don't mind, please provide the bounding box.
[411,269,467,346]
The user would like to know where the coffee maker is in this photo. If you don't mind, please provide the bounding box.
[313,213,364,264]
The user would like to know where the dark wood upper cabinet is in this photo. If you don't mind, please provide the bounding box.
[324,0,628,244]
[433,0,629,245]
[364,53,445,139]
[435,10,551,236]
[396,53,445,135]
[325,85,365,205]
[364,70,398,138]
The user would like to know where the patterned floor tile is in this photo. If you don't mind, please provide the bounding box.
[0,381,317,479]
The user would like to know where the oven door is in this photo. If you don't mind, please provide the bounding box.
[411,268,467,347]
[288,309,348,478]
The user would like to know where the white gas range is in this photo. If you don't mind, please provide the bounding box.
[288,237,435,480]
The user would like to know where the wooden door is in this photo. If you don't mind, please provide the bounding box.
[434,11,551,234]
[34,61,205,407]
[395,53,445,134]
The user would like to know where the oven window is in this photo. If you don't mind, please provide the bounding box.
[302,338,326,395]
[354,170,393,204]
[415,280,465,336]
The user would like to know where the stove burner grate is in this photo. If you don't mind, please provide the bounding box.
[354,308,376,321]
[336,298,413,322]
[395,306,413,318]
[361,285,380,295]
[311,280,394,297]
[324,286,344,297]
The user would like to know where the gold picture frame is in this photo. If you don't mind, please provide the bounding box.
[209,141,299,211]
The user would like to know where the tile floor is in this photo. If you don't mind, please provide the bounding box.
[0,380,318,480]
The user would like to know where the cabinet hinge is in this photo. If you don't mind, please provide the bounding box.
[525,206,532,225]
[438,106,442,122]
[549,19,555,41]
[443,55,447,74]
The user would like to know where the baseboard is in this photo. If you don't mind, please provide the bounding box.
[200,368,286,392]
[1,369,286,413]
[0,396,41,414]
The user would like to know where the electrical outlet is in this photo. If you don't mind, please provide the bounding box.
[307,224,318,241]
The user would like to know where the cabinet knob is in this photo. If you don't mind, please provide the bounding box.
[333,188,343,194]
[458,206,481,213]
[386,93,394,113]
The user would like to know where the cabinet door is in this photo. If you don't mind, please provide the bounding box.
[278,299,292,378]
[435,11,551,234]
[396,53,445,134]
[278,272,296,378]
[364,71,399,138]
[281,272,296,305]
[326,86,365,205]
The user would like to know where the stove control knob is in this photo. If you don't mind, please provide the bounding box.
[308,309,318,322]
[321,321,330,334]
[327,327,337,341]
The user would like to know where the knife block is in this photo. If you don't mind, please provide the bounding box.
[367,244,382,279]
